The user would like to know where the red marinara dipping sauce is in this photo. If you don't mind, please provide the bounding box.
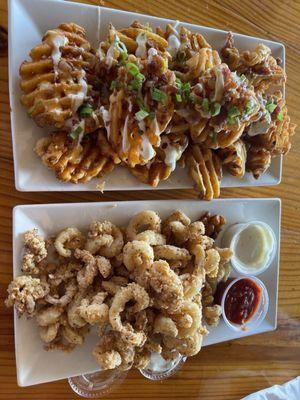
[224,278,262,325]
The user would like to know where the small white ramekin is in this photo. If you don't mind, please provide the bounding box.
[221,221,276,276]
[221,276,269,332]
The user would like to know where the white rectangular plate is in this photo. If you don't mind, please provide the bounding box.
[13,198,280,386]
[9,0,284,191]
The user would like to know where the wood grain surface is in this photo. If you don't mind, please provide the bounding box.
[0,0,299,399]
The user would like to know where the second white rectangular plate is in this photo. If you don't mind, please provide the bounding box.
[9,0,284,191]
[13,198,280,386]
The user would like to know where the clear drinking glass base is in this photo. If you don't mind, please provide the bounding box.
[139,354,187,381]
[68,369,127,398]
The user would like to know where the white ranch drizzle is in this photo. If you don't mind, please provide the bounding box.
[45,30,69,74]
[161,136,188,171]
[247,119,271,137]
[68,70,88,113]
[135,32,148,58]
[99,106,111,139]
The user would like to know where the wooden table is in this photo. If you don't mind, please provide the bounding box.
[0,0,299,398]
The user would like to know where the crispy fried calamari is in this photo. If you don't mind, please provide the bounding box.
[5,276,49,317]
[6,209,232,370]
[22,229,48,275]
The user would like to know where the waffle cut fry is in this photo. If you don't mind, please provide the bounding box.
[246,147,271,179]
[217,139,247,178]
[186,145,222,200]
[187,64,260,149]
[34,131,114,183]
[246,92,296,156]
[128,158,172,187]
[20,23,96,128]
[221,33,286,93]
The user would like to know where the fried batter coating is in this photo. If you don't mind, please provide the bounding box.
[55,227,85,258]
[75,249,112,288]
[36,305,63,326]
[149,260,184,313]
[5,276,49,317]
[126,211,161,241]
[22,229,47,275]
[77,292,109,325]
[109,283,149,346]
[86,221,123,258]
[123,240,154,273]
[153,314,178,338]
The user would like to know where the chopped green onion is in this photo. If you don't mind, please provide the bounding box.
[245,100,254,114]
[240,74,247,81]
[135,109,149,121]
[78,103,93,117]
[128,78,143,91]
[70,126,83,140]
[228,107,240,118]
[126,62,140,77]
[265,100,277,114]
[211,102,221,117]
[136,72,146,82]
[227,106,240,125]
[175,93,182,102]
[277,111,284,121]
[175,77,182,89]
[202,98,210,113]
[152,88,167,104]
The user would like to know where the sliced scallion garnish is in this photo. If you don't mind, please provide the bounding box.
[135,109,149,121]
[70,126,83,140]
[78,103,93,117]
[152,88,167,104]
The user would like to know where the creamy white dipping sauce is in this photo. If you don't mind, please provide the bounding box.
[235,224,273,267]
[222,221,276,275]
[147,352,178,373]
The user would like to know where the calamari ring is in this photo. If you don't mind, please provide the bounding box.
[153,245,191,263]
[39,322,60,343]
[45,279,77,307]
[204,248,220,278]
[54,227,84,258]
[123,240,154,272]
[163,331,203,357]
[36,305,63,327]
[162,211,191,240]
[86,221,124,258]
[172,301,202,339]
[109,283,149,346]
[126,211,161,241]
[153,314,178,338]
[135,230,166,246]
[149,260,184,312]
